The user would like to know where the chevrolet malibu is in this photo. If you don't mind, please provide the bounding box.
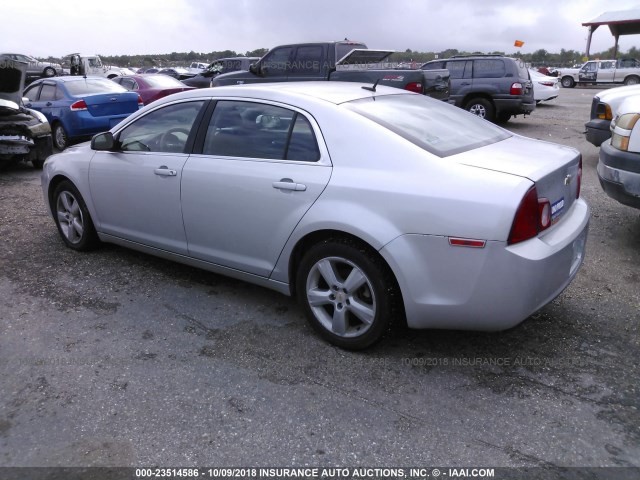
[41,82,589,349]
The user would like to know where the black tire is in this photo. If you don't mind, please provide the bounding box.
[52,123,68,151]
[624,75,640,86]
[296,238,400,350]
[464,98,495,122]
[43,67,56,77]
[52,181,99,251]
[561,76,575,88]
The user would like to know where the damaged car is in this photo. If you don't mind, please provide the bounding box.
[0,55,53,169]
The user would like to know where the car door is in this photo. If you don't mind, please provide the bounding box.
[23,81,66,125]
[88,100,207,254]
[181,99,332,277]
[287,44,327,82]
[597,61,615,83]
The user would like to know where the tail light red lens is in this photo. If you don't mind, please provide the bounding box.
[137,95,144,107]
[510,82,523,95]
[404,82,423,93]
[70,99,87,111]
[508,186,551,245]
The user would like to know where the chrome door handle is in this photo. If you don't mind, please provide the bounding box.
[273,179,306,191]
[154,167,177,176]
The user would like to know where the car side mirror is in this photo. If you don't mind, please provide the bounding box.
[91,131,116,151]
[250,63,261,75]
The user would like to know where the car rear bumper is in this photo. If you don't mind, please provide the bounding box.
[380,198,589,330]
[585,118,612,147]
[597,141,640,208]
[494,98,535,115]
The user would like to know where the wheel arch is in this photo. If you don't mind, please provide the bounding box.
[46,174,73,216]
[461,92,494,108]
[624,75,640,85]
[287,229,402,300]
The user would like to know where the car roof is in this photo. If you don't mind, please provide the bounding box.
[159,81,411,106]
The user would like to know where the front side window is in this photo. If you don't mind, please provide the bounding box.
[446,60,471,79]
[203,100,319,161]
[345,94,511,157]
[261,47,293,76]
[117,101,204,153]
[23,84,40,102]
[39,84,57,101]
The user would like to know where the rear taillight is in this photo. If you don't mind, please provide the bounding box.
[510,82,523,95]
[137,95,144,107]
[577,157,582,199]
[539,81,554,87]
[70,99,87,111]
[404,82,423,93]
[508,186,551,245]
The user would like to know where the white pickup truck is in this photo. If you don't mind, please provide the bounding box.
[64,53,134,79]
[558,59,640,88]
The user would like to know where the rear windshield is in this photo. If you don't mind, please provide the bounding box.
[344,94,511,157]
[511,57,530,80]
[64,79,127,96]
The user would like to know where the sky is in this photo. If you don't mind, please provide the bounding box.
[2,0,640,59]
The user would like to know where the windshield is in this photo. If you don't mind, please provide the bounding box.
[344,94,511,157]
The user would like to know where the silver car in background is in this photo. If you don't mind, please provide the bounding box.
[41,82,589,349]
[0,53,62,79]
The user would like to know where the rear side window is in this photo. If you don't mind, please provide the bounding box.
[473,59,506,79]
[345,94,511,157]
[446,60,471,79]
[203,100,319,161]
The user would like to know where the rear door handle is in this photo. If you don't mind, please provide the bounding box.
[273,179,306,191]
[154,166,177,176]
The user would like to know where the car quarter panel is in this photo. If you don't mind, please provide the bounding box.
[380,198,589,330]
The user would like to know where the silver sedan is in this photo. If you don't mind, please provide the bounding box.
[41,82,589,349]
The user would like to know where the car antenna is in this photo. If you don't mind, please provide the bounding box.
[362,78,380,92]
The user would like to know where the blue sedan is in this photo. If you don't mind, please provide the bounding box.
[23,76,142,150]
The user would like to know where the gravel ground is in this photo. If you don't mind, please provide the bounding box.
[0,86,638,470]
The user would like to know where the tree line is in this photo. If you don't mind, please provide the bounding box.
[41,46,638,69]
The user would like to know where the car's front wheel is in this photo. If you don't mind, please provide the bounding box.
[465,98,495,122]
[52,123,68,150]
[561,76,575,88]
[296,239,399,350]
[43,67,56,77]
[52,181,99,251]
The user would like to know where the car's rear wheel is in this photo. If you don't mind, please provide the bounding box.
[52,123,68,151]
[465,98,495,122]
[296,239,399,350]
[624,75,640,86]
[52,181,99,251]
[43,67,56,77]
[561,76,575,88]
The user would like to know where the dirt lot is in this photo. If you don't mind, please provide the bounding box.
[0,87,638,471]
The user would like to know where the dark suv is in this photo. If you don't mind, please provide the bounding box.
[422,55,534,123]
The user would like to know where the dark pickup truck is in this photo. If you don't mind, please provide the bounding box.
[211,40,450,101]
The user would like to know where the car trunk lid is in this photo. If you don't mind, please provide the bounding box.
[81,92,140,117]
[451,135,581,225]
